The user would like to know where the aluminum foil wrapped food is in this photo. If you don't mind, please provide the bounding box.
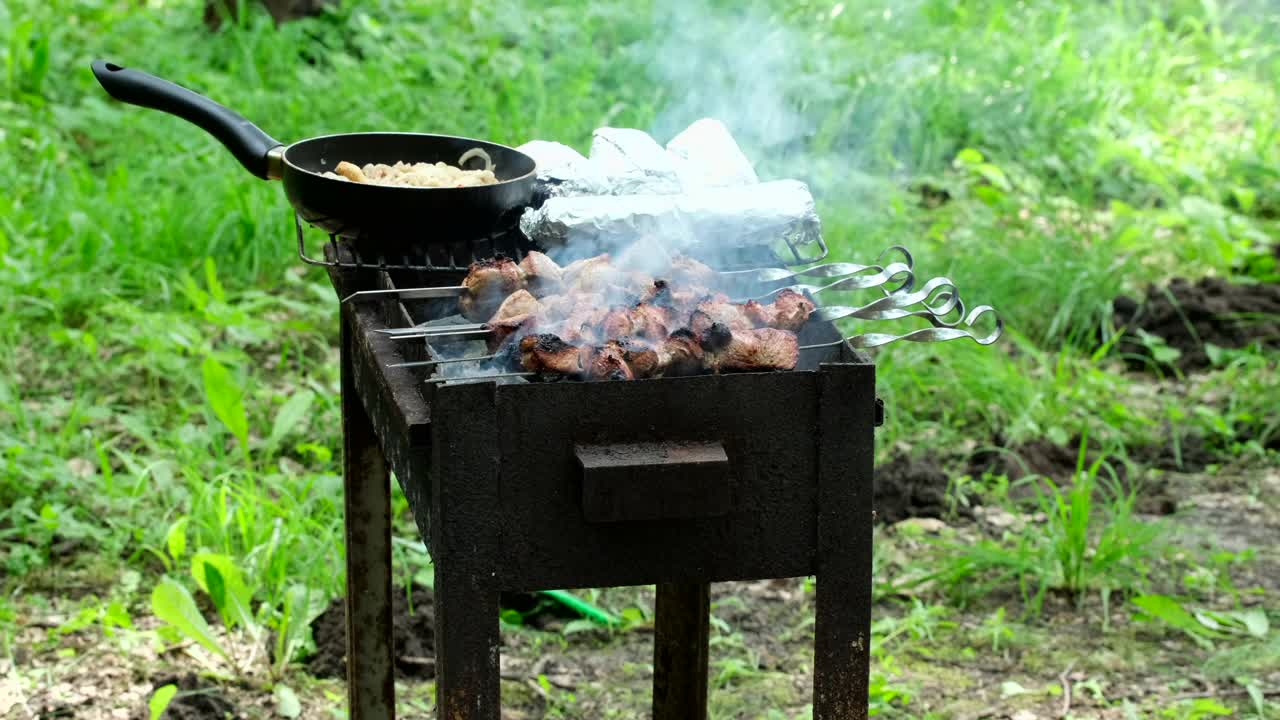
[519,178,822,253]
[588,127,684,195]
[518,120,758,199]
[516,140,614,198]
[665,118,759,189]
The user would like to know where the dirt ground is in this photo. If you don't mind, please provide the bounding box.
[3,457,1275,720]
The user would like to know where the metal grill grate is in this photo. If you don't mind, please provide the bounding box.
[295,213,532,272]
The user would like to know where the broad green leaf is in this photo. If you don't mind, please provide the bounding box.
[151,578,228,660]
[1131,595,1222,648]
[149,684,178,720]
[268,391,315,450]
[954,148,984,165]
[103,600,133,631]
[190,552,255,632]
[1237,609,1269,638]
[277,585,329,669]
[1184,698,1232,717]
[273,684,302,718]
[201,356,249,450]
[204,564,229,622]
[165,518,188,563]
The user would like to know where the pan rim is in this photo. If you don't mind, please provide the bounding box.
[282,131,538,188]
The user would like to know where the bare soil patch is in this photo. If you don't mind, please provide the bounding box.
[1112,276,1280,372]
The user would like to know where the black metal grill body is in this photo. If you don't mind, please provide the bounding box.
[326,237,876,720]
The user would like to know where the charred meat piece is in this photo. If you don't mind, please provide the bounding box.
[743,289,816,331]
[657,328,705,377]
[602,337,662,379]
[519,334,584,375]
[519,251,564,297]
[704,327,800,373]
[667,255,718,288]
[583,343,635,382]
[460,256,525,321]
[490,289,542,323]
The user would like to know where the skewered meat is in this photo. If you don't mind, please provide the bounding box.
[743,289,816,331]
[562,255,625,293]
[583,343,635,382]
[460,257,525,321]
[600,303,672,342]
[519,251,564,296]
[702,325,799,372]
[490,289,542,323]
[657,329,705,377]
[604,337,662,379]
[444,248,818,382]
[519,334,584,375]
[689,297,756,334]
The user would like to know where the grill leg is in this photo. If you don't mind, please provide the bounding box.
[434,570,500,719]
[813,363,875,719]
[341,319,396,720]
[653,581,710,720]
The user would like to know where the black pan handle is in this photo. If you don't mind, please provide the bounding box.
[91,60,284,180]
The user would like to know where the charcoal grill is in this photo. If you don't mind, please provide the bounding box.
[313,213,878,720]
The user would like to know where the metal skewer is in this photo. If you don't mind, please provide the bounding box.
[382,327,494,342]
[426,372,538,385]
[812,276,962,322]
[800,305,1003,350]
[740,261,914,301]
[377,323,486,337]
[389,354,498,369]
[342,285,466,304]
[717,245,914,283]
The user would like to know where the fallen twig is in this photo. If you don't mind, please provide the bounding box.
[1058,661,1075,718]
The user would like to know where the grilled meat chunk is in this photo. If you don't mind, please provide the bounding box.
[519,334,584,375]
[490,289,542,323]
[600,303,672,342]
[657,329,705,377]
[603,337,661,379]
[704,326,800,372]
[583,343,635,381]
[562,254,626,293]
[518,251,564,297]
[460,256,525,321]
[689,297,755,334]
[743,289,816,331]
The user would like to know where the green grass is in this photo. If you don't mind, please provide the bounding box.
[1,0,1278,715]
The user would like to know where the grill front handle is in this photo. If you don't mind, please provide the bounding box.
[576,441,733,524]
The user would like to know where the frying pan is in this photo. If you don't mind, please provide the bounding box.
[90,60,537,244]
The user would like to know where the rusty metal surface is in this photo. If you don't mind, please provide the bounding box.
[480,372,826,589]
[653,582,710,720]
[340,310,397,720]
[431,382,503,720]
[578,441,731,523]
[813,363,876,720]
